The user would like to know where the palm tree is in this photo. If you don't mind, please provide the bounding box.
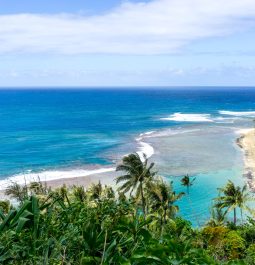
[116,153,156,217]
[181,175,196,194]
[206,206,227,227]
[237,184,254,222]
[149,178,184,232]
[214,180,253,224]
[181,174,200,225]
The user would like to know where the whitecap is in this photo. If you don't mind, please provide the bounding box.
[160,113,213,122]
[136,141,155,161]
[135,131,155,161]
[136,131,156,141]
[219,110,255,117]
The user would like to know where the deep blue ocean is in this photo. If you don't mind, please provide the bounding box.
[1,88,255,223]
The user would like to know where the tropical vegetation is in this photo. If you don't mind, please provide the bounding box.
[0,153,255,264]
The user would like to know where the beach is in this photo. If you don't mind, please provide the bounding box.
[0,169,120,199]
[0,89,254,222]
[237,128,255,191]
[0,169,119,201]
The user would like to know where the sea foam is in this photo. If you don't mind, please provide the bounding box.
[219,110,255,117]
[137,141,155,161]
[0,167,115,190]
[0,131,156,190]
[135,131,155,161]
[160,113,213,122]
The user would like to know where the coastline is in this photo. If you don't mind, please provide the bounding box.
[0,134,155,196]
[237,128,255,191]
[0,125,252,199]
[0,169,119,200]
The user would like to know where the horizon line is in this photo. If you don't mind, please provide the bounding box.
[1,85,255,90]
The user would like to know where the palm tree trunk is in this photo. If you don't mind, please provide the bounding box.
[163,208,167,225]
[234,208,237,225]
[160,213,163,237]
[187,194,200,226]
[140,182,146,218]
[159,208,167,238]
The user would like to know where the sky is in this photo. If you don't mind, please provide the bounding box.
[1,0,255,87]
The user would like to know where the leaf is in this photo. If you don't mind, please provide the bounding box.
[0,210,5,221]
[0,250,12,262]
[16,217,29,233]
[10,200,31,225]
[0,210,16,232]
[31,196,40,238]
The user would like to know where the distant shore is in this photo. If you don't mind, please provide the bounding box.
[237,128,255,191]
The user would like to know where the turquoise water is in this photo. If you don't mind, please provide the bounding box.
[1,88,255,223]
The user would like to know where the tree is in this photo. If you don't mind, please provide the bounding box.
[214,180,253,225]
[206,207,227,227]
[181,175,199,225]
[237,184,254,222]
[149,178,184,235]
[5,182,28,203]
[116,153,156,217]
[181,175,196,194]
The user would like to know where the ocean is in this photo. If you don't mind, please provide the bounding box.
[1,87,255,223]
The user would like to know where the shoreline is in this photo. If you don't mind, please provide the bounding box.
[0,169,119,200]
[0,126,252,197]
[0,133,155,195]
[236,128,255,191]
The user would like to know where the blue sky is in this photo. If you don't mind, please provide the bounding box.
[1,0,255,87]
[0,0,140,15]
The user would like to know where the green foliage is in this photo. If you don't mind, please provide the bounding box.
[116,153,156,216]
[224,231,245,260]
[5,182,28,202]
[214,180,254,225]
[0,200,10,214]
[245,243,255,264]
[0,155,254,264]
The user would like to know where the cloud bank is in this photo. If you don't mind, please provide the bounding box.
[1,0,255,54]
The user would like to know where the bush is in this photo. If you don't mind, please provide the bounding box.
[224,231,245,260]
[0,200,10,214]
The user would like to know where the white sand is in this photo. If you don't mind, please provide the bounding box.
[237,128,255,190]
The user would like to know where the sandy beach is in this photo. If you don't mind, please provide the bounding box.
[0,169,119,200]
[43,170,118,189]
[237,128,255,191]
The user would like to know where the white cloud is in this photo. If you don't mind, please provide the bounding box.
[1,0,255,54]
